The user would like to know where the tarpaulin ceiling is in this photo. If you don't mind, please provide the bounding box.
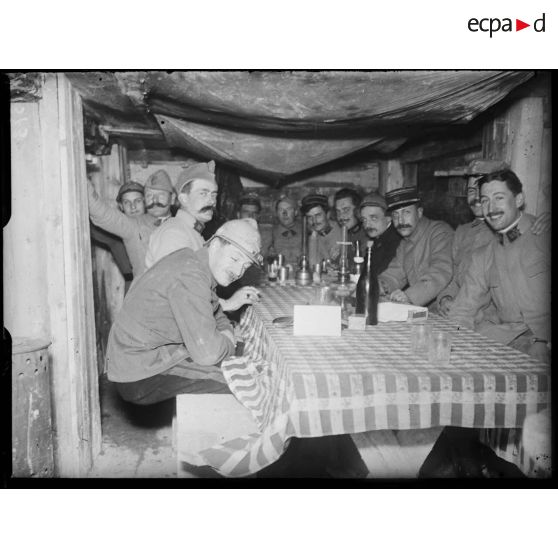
[156,114,407,178]
[66,70,534,181]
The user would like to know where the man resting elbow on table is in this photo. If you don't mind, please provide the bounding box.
[377,187,454,307]
[104,219,263,405]
[436,159,550,322]
[448,170,550,364]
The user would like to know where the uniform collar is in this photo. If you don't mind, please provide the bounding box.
[153,214,172,227]
[177,208,205,234]
[498,213,523,235]
[278,223,299,236]
[316,224,332,237]
[348,222,362,235]
[497,213,526,245]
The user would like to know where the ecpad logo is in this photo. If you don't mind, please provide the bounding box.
[468,13,546,37]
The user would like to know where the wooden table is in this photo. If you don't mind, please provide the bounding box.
[188,283,550,477]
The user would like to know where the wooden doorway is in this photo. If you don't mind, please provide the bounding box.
[6,73,102,476]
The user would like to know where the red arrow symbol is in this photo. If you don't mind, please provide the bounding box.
[516,19,531,31]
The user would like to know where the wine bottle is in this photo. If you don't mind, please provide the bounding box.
[355,246,379,325]
[353,240,364,276]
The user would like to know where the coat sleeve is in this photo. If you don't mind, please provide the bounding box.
[214,296,234,333]
[448,248,492,331]
[405,224,454,306]
[167,271,234,366]
[437,228,462,302]
[90,225,133,276]
[378,243,408,293]
[524,231,551,340]
[87,182,135,238]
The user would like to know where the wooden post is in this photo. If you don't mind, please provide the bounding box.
[483,96,550,215]
[6,73,102,476]
[90,143,128,368]
[5,102,51,340]
[378,160,404,195]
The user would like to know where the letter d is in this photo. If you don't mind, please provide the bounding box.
[534,13,545,32]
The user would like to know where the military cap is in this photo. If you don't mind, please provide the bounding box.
[384,187,421,211]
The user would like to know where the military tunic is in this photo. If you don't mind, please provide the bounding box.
[379,216,454,307]
[87,184,157,276]
[106,247,234,383]
[449,213,550,345]
[145,208,205,269]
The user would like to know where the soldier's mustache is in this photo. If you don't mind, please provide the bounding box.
[201,205,215,212]
[145,202,168,209]
[396,224,411,229]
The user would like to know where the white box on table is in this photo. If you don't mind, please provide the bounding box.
[293,305,341,336]
[377,302,428,323]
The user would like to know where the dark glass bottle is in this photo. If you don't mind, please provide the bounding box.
[355,246,379,325]
[353,240,364,276]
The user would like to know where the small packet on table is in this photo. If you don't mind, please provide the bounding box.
[377,302,428,323]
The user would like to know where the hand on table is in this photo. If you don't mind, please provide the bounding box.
[389,289,410,304]
[438,295,454,318]
[221,286,261,312]
[378,278,390,297]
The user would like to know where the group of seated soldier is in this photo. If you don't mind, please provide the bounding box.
[86,157,550,477]
[254,160,551,366]
[88,159,550,413]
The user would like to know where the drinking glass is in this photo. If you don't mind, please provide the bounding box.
[428,331,452,365]
[410,324,433,357]
[313,285,333,305]
[278,266,289,283]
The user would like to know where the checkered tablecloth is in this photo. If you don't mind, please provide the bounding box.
[193,284,550,477]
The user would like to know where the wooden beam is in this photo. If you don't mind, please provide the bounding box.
[5,102,51,340]
[38,73,101,476]
[433,167,469,177]
[398,134,482,164]
[99,125,164,139]
[90,144,128,367]
[507,98,547,214]
[483,96,550,215]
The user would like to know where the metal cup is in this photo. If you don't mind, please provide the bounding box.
[312,263,322,284]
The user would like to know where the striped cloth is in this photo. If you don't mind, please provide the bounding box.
[193,284,550,477]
